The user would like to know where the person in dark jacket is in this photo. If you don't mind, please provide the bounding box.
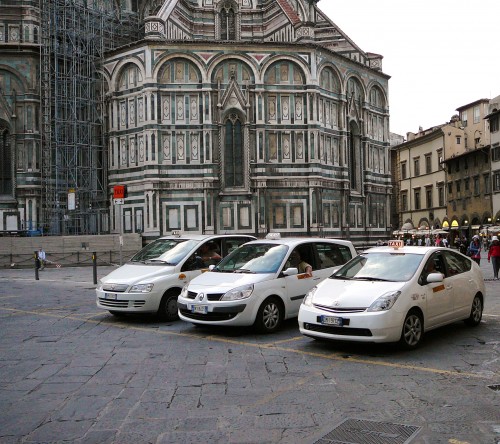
[467,235,481,265]
[487,236,500,279]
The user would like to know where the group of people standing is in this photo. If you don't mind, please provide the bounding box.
[468,234,500,279]
[403,233,500,279]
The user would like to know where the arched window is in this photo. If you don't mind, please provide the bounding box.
[348,121,361,191]
[117,64,143,91]
[224,114,243,187]
[347,77,363,102]
[320,67,340,93]
[0,127,13,195]
[220,2,237,40]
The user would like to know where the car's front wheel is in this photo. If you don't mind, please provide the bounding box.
[254,297,283,333]
[399,309,423,350]
[158,290,180,321]
[464,294,483,326]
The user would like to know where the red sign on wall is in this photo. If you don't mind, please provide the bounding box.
[113,185,126,199]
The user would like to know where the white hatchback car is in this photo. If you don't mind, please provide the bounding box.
[177,235,357,333]
[96,233,255,320]
[298,241,486,349]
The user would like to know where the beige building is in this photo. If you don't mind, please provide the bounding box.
[395,125,450,234]
[394,98,495,244]
[486,95,500,228]
[444,99,492,242]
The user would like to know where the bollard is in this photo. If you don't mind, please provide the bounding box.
[92,252,97,285]
[34,250,39,281]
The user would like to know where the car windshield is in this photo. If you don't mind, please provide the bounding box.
[215,243,289,274]
[332,252,424,282]
[130,239,199,265]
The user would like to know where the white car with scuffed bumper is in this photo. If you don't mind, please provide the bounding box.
[96,233,255,320]
[298,242,486,349]
[177,235,357,333]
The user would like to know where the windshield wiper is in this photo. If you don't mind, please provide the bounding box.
[144,259,175,265]
[234,268,256,274]
[352,276,391,282]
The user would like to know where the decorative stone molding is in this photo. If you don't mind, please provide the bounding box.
[144,16,166,40]
[295,23,314,42]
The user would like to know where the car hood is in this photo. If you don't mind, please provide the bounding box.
[101,263,175,284]
[188,272,274,291]
[313,279,406,308]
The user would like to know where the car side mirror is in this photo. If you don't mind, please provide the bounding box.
[426,272,443,283]
[282,267,298,276]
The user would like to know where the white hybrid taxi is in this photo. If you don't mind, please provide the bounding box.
[298,241,486,349]
[96,233,255,320]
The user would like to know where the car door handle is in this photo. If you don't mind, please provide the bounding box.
[313,277,321,281]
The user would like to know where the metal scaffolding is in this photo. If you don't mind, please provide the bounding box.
[40,0,139,234]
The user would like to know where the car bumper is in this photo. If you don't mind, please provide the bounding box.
[177,297,254,326]
[298,304,403,343]
[96,289,161,313]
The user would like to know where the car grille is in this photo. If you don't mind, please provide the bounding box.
[179,308,237,321]
[186,291,224,301]
[313,304,367,313]
[303,323,372,337]
[98,298,146,308]
[102,284,129,293]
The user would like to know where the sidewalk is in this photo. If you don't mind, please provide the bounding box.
[0,264,117,284]
[0,250,497,283]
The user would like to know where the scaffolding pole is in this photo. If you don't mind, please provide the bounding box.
[39,0,139,235]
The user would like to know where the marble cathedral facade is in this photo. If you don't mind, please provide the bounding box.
[1,0,391,242]
[106,0,391,242]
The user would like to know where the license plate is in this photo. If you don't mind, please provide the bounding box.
[191,305,208,314]
[320,315,343,326]
[104,293,117,300]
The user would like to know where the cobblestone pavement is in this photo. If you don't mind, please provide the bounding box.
[0,255,499,444]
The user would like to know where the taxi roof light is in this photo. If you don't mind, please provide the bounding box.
[265,232,281,240]
[387,240,404,250]
[172,230,182,237]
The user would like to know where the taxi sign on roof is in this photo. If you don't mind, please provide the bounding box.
[388,240,404,249]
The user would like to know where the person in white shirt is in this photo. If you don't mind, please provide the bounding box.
[37,247,46,270]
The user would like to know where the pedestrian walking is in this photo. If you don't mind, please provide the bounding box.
[435,234,443,247]
[467,235,481,266]
[37,247,46,270]
[487,236,500,279]
[424,234,431,247]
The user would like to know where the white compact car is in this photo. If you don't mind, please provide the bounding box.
[96,233,255,320]
[298,241,486,349]
[177,234,357,333]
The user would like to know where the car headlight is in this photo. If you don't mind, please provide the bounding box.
[221,284,254,301]
[96,281,103,291]
[302,286,318,307]
[130,283,154,293]
[180,285,189,298]
[367,291,401,312]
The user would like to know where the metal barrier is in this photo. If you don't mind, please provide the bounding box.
[1,250,136,269]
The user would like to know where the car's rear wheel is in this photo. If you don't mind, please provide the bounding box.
[254,297,283,333]
[399,309,423,349]
[158,291,180,321]
[464,294,483,326]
